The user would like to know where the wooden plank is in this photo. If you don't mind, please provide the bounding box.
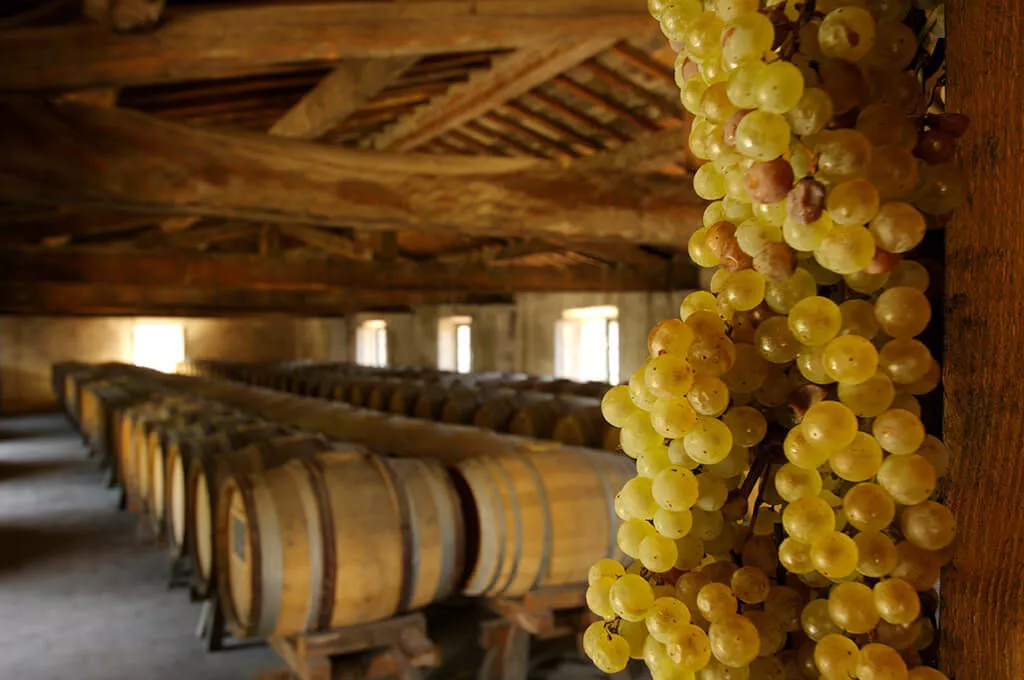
[577,124,695,174]
[577,60,681,119]
[607,42,675,84]
[83,0,165,32]
[465,121,546,157]
[269,58,417,140]
[279,225,374,261]
[298,614,427,659]
[366,39,617,151]
[0,97,703,247]
[134,222,256,249]
[550,75,661,131]
[520,90,630,143]
[0,282,508,316]
[483,111,580,159]
[0,211,161,245]
[501,100,605,152]
[0,1,653,91]
[943,2,1024,678]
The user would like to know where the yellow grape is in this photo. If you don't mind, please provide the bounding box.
[646,596,693,644]
[802,400,859,450]
[709,613,761,668]
[681,290,719,320]
[690,226,723,267]
[870,202,926,253]
[875,287,931,339]
[879,338,934,384]
[688,375,732,416]
[830,431,884,481]
[646,352,697,399]
[650,318,698,357]
[630,366,658,411]
[855,530,900,577]
[620,411,663,458]
[843,482,896,532]
[900,501,956,551]
[801,598,841,641]
[856,643,908,680]
[730,565,770,604]
[783,212,835,252]
[810,531,859,579]
[886,260,930,293]
[586,576,618,619]
[822,334,879,384]
[765,267,818,314]
[588,558,626,585]
[688,332,738,377]
[651,397,699,438]
[829,581,880,634]
[872,408,925,455]
[818,7,877,62]
[783,496,836,543]
[668,624,713,671]
[839,299,881,338]
[655,507,695,539]
[784,423,834,469]
[814,223,877,274]
[735,110,793,161]
[722,343,771,393]
[685,11,726,61]
[722,12,775,66]
[610,573,657,622]
[827,179,881,225]
[653,466,701,510]
[775,463,824,502]
[814,634,860,680]
[683,417,735,465]
[914,435,950,477]
[876,454,937,505]
[640,532,680,572]
[837,372,895,417]
[797,344,836,385]
[754,316,802,363]
[584,622,631,674]
[697,582,739,623]
[789,296,842,346]
[721,406,768,447]
[779,537,815,574]
[873,578,921,625]
[846,269,891,294]
[601,385,639,428]
[637,442,673,478]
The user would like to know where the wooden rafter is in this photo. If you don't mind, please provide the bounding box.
[366,39,619,151]
[279,225,375,261]
[550,75,661,132]
[0,1,653,91]
[0,97,704,248]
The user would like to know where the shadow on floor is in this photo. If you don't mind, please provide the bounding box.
[0,459,78,483]
[0,524,88,572]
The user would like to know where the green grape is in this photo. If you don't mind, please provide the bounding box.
[857,101,917,149]
[589,558,626,585]
[637,442,674,478]
[870,202,926,252]
[839,299,880,338]
[647,353,697,399]
[890,392,921,417]
[736,219,783,256]
[755,61,806,114]
[775,463,824,502]
[691,508,727,541]
[640,532,681,572]
[703,81,740,124]
[885,260,930,292]
[676,534,706,571]
[866,0,911,22]
[814,634,860,680]
[602,385,639,428]
[620,410,662,458]
[914,435,950,477]
[735,110,792,161]
[669,438,702,469]
[874,618,922,651]
[855,530,899,577]
[891,541,941,591]
[589,627,632,674]
[784,423,833,468]
[709,613,761,668]
[730,565,770,604]
[856,643,908,680]
[908,668,949,680]
[814,224,877,274]
[750,656,786,680]
[786,87,835,135]
[829,581,880,634]
[823,334,879,384]
[702,59,731,85]
[618,476,659,520]
[688,375,732,416]
[753,366,791,406]
[873,578,921,625]
[657,0,703,23]
[683,417,735,465]
[801,598,841,641]
[845,270,891,295]
[682,77,710,115]
[695,163,729,200]
[783,212,835,252]
[779,537,815,574]
[715,0,760,21]
[831,431,884,481]
[796,343,834,384]
[753,315,800,364]
[727,61,767,108]
[669,624,713,671]
[630,367,658,411]
[721,406,767,447]
[916,161,969,214]
[695,474,729,512]
[789,296,842,346]
[819,7,877,62]
[697,582,739,623]
[872,408,925,454]
[811,129,873,183]
[867,145,920,200]
[810,531,859,579]
[686,11,727,61]
[803,400,858,449]
[704,201,728,228]
[705,445,749,480]
[843,482,896,531]
[753,200,788,227]
[764,586,806,633]
[701,658,753,679]
[803,257,844,285]
[722,342,772,393]
[647,596,693,643]
[721,11,775,65]
[651,398,699,438]
[783,496,836,543]
[827,179,881,225]
[721,269,767,311]
[610,573,657,622]
[619,618,649,659]
[682,290,719,320]
[878,339,933,384]
[676,571,713,612]
[723,196,755,221]
[655,506,695,539]
[900,501,956,551]
[765,267,818,314]
[904,358,941,395]
[644,636,682,679]
[587,576,618,618]
[653,466,701,510]
[651,318,698,357]
[687,308,729,337]
[875,287,931,339]
[838,372,895,416]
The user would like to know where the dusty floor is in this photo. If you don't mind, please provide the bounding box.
[0,413,278,680]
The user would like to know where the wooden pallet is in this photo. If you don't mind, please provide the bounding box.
[261,613,439,680]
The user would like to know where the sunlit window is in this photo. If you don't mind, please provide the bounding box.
[133,322,185,373]
[438,315,472,373]
[555,305,619,383]
[356,320,388,367]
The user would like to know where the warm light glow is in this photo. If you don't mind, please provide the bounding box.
[555,306,620,383]
[438,315,473,373]
[133,322,185,373]
[356,320,388,367]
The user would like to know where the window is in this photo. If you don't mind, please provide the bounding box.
[356,320,388,367]
[133,322,185,373]
[438,315,472,373]
[555,305,619,383]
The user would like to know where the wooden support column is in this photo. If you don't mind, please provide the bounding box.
[943,3,1024,679]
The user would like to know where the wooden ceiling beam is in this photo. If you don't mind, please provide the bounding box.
[501,101,605,153]
[0,248,692,292]
[268,58,417,140]
[366,39,619,151]
[577,124,695,174]
[278,225,374,261]
[550,75,661,132]
[0,1,652,91]
[0,282,509,316]
[482,111,580,159]
[0,97,703,247]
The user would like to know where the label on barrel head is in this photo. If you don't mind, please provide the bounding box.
[232,514,246,561]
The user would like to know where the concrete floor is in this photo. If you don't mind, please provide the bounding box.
[0,413,278,680]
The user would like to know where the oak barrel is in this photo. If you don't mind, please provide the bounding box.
[508,396,600,440]
[217,451,464,638]
[551,404,610,448]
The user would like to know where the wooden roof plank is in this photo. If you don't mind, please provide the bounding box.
[550,74,661,132]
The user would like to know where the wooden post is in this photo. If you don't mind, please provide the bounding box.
[943,3,1024,678]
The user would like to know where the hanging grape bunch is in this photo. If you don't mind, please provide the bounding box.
[585,0,963,678]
